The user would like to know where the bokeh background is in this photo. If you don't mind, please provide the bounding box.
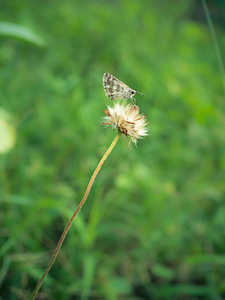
[1,0,225,299]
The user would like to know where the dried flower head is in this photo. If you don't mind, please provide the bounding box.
[102,102,149,145]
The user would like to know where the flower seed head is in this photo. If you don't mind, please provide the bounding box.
[102,102,149,145]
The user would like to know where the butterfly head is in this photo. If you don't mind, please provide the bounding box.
[129,89,136,98]
[129,89,146,99]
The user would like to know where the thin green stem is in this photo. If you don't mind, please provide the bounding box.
[201,0,225,96]
[31,131,121,299]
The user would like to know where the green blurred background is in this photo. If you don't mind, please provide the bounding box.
[1,0,225,299]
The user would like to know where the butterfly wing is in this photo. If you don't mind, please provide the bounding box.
[103,73,131,100]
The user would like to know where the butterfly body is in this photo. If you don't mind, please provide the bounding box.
[103,73,145,101]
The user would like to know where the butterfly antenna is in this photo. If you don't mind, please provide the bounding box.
[137,91,146,96]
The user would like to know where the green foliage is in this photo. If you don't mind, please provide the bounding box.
[0,0,225,299]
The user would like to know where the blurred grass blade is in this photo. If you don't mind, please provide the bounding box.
[201,0,225,96]
[0,257,10,289]
[0,21,45,47]
[0,108,16,153]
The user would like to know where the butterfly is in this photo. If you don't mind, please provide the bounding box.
[103,73,145,101]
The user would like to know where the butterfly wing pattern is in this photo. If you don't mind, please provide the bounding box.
[103,73,145,101]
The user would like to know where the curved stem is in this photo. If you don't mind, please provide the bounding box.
[31,132,121,299]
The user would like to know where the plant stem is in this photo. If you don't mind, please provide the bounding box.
[31,131,121,299]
